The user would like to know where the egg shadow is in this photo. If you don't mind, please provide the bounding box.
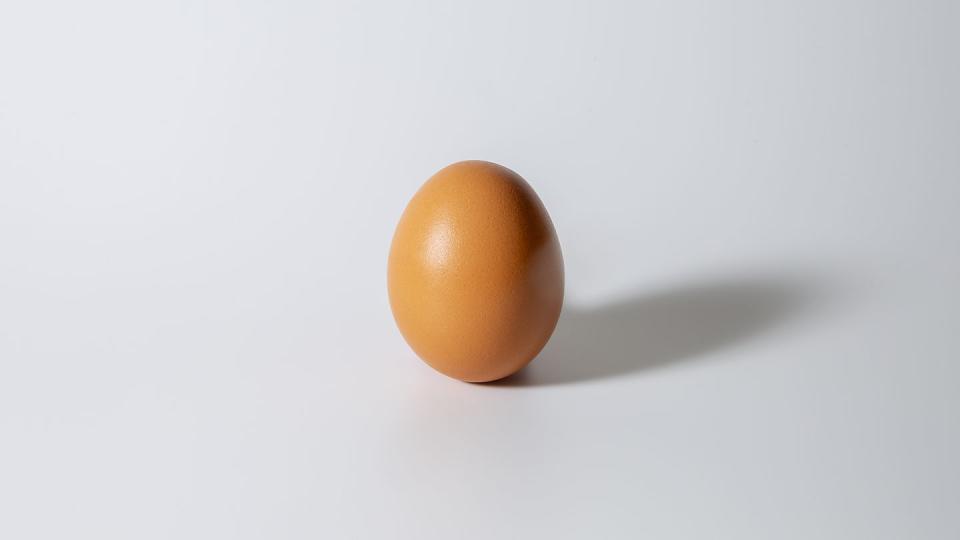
[493,273,825,387]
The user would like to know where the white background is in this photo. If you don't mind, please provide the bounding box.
[1,1,958,538]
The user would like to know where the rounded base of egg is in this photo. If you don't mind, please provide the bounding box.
[388,160,564,382]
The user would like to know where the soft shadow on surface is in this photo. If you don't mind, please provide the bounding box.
[494,273,824,387]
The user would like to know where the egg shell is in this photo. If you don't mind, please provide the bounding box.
[388,160,564,382]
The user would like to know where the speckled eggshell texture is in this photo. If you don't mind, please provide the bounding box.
[388,160,564,383]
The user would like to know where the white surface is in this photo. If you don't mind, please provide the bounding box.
[1,1,958,538]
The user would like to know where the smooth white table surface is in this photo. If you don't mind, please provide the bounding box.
[2,1,958,538]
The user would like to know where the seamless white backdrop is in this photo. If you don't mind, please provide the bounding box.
[1,1,958,538]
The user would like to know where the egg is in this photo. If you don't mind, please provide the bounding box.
[388,160,564,382]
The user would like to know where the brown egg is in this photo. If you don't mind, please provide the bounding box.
[388,160,564,382]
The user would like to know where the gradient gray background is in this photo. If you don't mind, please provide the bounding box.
[1,1,958,538]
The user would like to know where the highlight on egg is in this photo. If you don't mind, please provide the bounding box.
[388,160,564,382]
